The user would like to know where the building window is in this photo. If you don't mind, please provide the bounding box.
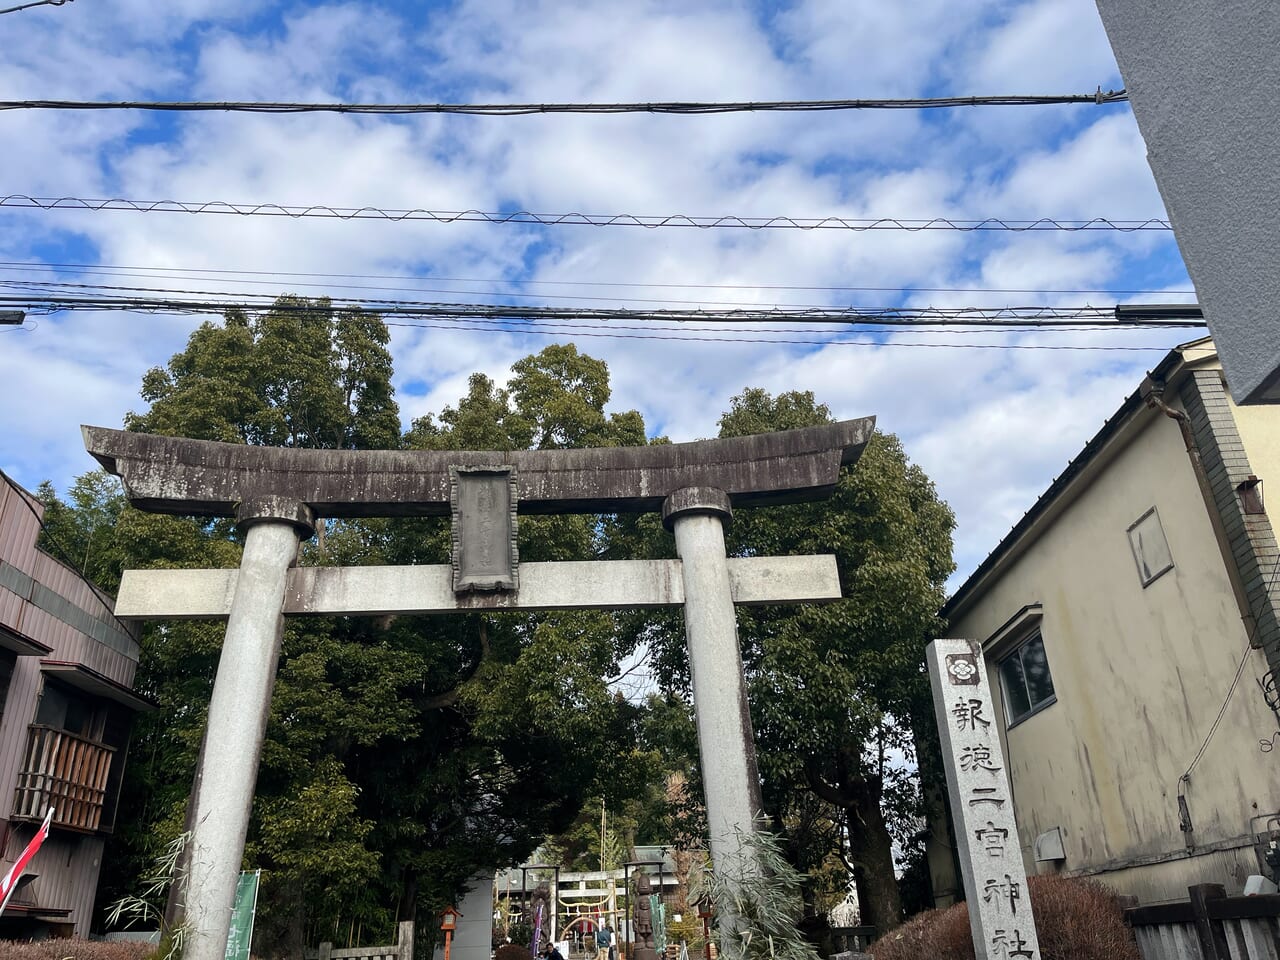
[999,632,1056,725]
[1127,507,1174,586]
[0,651,14,725]
[16,679,126,832]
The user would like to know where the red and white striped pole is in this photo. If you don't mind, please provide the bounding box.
[0,807,54,915]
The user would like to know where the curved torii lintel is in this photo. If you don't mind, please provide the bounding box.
[82,418,875,518]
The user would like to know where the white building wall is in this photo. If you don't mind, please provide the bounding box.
[946,404,1277,900]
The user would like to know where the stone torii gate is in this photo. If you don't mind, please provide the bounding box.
[83,417,874,960]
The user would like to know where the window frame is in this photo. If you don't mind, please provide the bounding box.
[1127,505,1175,588]
[997,630,1057,729]
[29,675,131,833]
[0,649,15,726]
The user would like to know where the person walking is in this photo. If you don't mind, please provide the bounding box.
[596,922,611,960]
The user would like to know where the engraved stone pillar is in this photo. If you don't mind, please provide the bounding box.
[663,488,763,896]
[926,639,1040,960]
[183,497,314,960]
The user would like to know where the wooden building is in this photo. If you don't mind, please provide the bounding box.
[0,474,148,936]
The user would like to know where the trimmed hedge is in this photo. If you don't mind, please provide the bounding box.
[869,875,1140,960]
[0,940,153,960]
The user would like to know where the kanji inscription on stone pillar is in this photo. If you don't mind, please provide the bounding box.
[926,639,1041,960]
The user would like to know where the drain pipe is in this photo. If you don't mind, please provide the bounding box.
[1141,375,1257,638]
[1142,375,1257,853]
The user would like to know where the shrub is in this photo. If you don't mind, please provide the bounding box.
[693,829,821,960]
[0,940,153,960]
[868,875,1139,960]
[496,942,534,960]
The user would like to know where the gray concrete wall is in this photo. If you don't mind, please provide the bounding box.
[449,873,497,960]
[1094,0,1280,403]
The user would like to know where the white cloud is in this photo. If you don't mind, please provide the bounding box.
[0,0,1193,590]
[965,0,1121,92]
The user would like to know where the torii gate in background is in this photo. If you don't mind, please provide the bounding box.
[83,417,874,960]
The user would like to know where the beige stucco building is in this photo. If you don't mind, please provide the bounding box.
[927,338,1280,906]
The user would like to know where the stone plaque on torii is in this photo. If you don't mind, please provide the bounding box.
[83,418,874,960]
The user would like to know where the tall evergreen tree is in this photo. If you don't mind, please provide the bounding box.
[50,312,953,950]
[66,304,651,955]
[650,389,955,934]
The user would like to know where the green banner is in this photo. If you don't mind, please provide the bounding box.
[224,870,260,960]
[650,895,665,953]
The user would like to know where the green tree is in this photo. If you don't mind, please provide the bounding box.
[129,298,400,449]
[35,472,128,591]
[65,310,658,955]
[655,389,954,935]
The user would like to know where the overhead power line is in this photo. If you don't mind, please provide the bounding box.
[2,290,1196,351]
[0,260,1199,298]
[375,317,1172,352]
[0,281,1191,336]
[0,276,989,313]
[1,290,1206,327]
[0,90,1129,115]
[0,195,1171,232]
[2,303,1182,352]
[0,273,1195,313]
[0,0,71,14]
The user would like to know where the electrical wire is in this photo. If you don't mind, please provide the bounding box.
[0,289,1207,327]
[0,195,1172,232]
[379,316,1175,351]
[379,310,1162,340]
[0,282,1166,336]
[0,275,847,312]
[0,285,1135,336]
[0,275,1196,315]
[0,259,1200,297]
[3,299,1183,349]
[1181,552,1280,782]
[0,90,1129,115]
[0,0,71,14]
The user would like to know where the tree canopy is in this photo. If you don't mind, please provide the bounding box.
[39,300,954,954]
[63,303,657,954]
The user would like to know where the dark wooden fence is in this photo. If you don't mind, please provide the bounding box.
[303,921,415,960]
[829,926,875,949]
[1126,883,1280,960]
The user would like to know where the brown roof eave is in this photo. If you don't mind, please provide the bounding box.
[40,660,155,712]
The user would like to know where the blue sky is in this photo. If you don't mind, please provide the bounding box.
[0,0,1197,587]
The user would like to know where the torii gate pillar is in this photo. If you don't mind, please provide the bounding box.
[664,488,764,874]
[182,498,315,960]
